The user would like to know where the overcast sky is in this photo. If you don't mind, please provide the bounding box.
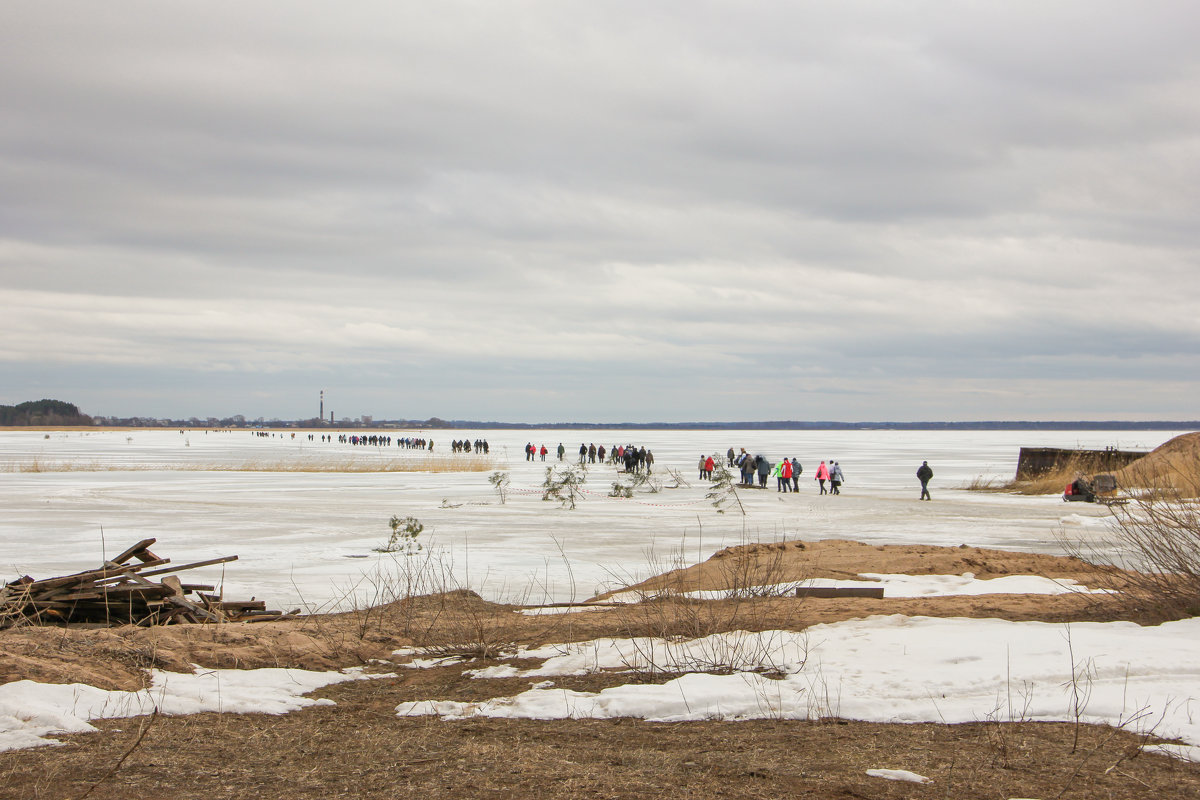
[2,2,1198,423]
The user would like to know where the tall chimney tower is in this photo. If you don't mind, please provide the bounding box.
[320,390,324,422]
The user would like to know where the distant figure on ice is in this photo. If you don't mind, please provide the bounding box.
[917,461,933,500]
[726,447,736,468]
[815,460,829,494]
[756,455,770,488]
[790,458,802,492]
[557,443,565,461]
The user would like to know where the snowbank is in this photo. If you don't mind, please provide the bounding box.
[0,666,380,752]
[396,615,1200,757]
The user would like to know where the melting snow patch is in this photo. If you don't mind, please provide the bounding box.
[0,666,379,753]
[1060,513,1111,527]
[517,604,617,616]
[394,615,1200,759]
[865,768,931,784]
[677,573,1107,599]
[1144,743,1200,763]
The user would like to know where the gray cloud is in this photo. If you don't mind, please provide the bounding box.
[2,1,1198,421]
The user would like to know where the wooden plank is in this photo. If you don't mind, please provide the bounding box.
[164,594,226,623]
[136,555,238,578]
[24,559,169,590]
[89,558,172,584]
[246,611,300,622]
[55,587,169,601]
[795,587,885,599]
[211,600,267,612]
[110,539,158,565]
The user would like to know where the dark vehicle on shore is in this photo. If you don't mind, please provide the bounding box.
[1063,477,1096,503]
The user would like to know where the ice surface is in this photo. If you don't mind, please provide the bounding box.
[2,429,1198,759]
[0,428,1173,608]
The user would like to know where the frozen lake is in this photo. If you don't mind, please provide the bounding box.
[0,428,1182,609]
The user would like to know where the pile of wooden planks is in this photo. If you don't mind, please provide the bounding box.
[0,538,297,628]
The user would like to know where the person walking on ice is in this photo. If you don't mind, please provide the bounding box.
[815,460,829,494]
[917,460,933,500]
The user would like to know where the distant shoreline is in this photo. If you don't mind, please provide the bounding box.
[6,421,1197,432]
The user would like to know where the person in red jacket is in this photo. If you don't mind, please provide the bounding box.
[704,454,715,479]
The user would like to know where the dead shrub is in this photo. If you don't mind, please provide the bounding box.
[1060,467,1200,620]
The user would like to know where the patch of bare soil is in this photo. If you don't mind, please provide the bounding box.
[2,540,1196,799]
[3,672,1197,800]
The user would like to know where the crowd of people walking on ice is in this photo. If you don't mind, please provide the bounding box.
[699,447,849,494]
[245,429,933,499]
[524,442,656,473]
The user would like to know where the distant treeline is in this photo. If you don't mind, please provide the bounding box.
[14,402,1200,431]
[0,399,92,426]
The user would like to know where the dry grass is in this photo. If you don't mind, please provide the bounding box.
[1,656,1197,800]
[969,455,1100,496]
[3,541,1197,798]
[978,433,1200,497]
[1059,469,1200,621]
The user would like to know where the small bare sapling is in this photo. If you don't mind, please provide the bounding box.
[542,465,587,510]
[706,464,746,515]
[488,471,510,504]
[377,515,424,555]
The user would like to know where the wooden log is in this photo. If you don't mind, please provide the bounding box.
[794,586,885,599]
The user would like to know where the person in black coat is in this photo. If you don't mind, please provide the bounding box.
[917,461,933,500]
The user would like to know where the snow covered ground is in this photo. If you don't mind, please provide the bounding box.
[2,428,1199,761]
[394,614,1200,761]
[0,428,1180,608]
[0,666,385,752]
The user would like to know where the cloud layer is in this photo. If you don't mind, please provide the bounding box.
[3,2,1198,421]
